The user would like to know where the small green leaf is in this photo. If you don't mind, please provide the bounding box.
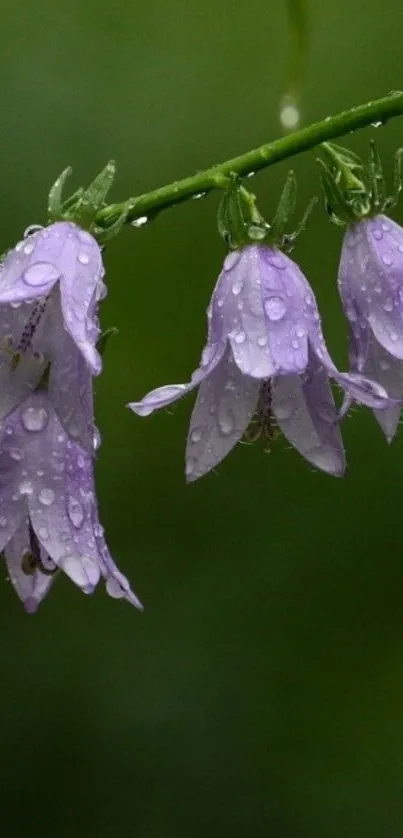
[48,167,72,220]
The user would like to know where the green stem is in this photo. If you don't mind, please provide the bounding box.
[96,91,403,228]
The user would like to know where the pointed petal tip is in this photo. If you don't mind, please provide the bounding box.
[76,342,102,376]
[24,596,39,614]
[127,401,154,418]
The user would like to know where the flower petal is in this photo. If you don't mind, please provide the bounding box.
[272,350,345,476]
[65,441,142,607]
[185,347,260,481]
[260,248,309,374]
[128,341,226,417]
[216,248,276,378]
[364,337,403,441]
[0,223,104,374]
[339,216,403,359]
[4,518,56,613]
[49,329,95,451]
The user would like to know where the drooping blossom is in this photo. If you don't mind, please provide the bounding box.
[0,389,142,613]
[129,244,393,481]
[0,222,106,448]
[338,213,403,441]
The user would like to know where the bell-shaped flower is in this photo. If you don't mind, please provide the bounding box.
[338,213,403,441]
[130,244,392,481]
[0,390,142,613]
[0,222,106,447]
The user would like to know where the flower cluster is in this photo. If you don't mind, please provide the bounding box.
[3,146,403,614]
[130,235,399,480]
[0,222,142,613]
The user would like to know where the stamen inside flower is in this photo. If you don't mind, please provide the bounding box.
[242,380,280,452]
[21,523,58,577]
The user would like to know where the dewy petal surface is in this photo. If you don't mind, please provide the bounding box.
[128,342,226,417]
[185,346,260,481]
[4,519,56,613]
[49,325,95,451]
[0,391,141,610]
[339,215,403,360]
[0,222,104,374]
[215,249,276,378]
[363,336,403,441]
[272,348,345,476]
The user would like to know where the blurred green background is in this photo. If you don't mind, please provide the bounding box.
[1,1,403,835]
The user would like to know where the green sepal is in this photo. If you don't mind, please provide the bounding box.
[71,161,116,228]
[318,142,371,223]
[97,327,119,357]
[217,174,269,249]
[48,167,73,221]
[317,158,357,225]
[385,147,403,210]
[367,139,386,211]
[269,170,297,242]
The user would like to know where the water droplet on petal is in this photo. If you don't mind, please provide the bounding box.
[0,516,8,527]
[224,251,241,271]
[232,281,243,296]
[38,488,55,506]
[382,221,390,231]
[67,496,84,528]
[390,331,398,342]
[9,447,23,461]
[190,428,202,443]
[257,335,268,347]
[296,326,305,338]
[264,295,287,321]
[78,252,90,265]
[269,253,285,269]
[384,299,394,312]
[93,523,104,538]
[24,224,43,238]
[219,413,234,435]
[233,330,246,345]
[382,253,393,266]
[291,339,299,350]
[22,406,48,432]
[23,242,35,256]
[23,262,60,288]
[19,479,33,495]
[372,228,383,241]
[38,526,49,540]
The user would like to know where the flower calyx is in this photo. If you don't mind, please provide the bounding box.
[218,171,316,253]
[318,141,403,225]
[47,162,132,244]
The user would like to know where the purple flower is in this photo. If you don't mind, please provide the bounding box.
[129,244,391,481]
[0,390,142,613]
[338,213,403,441]
[0,222,106,447]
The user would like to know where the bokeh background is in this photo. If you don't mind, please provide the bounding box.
[1,1,403,835]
